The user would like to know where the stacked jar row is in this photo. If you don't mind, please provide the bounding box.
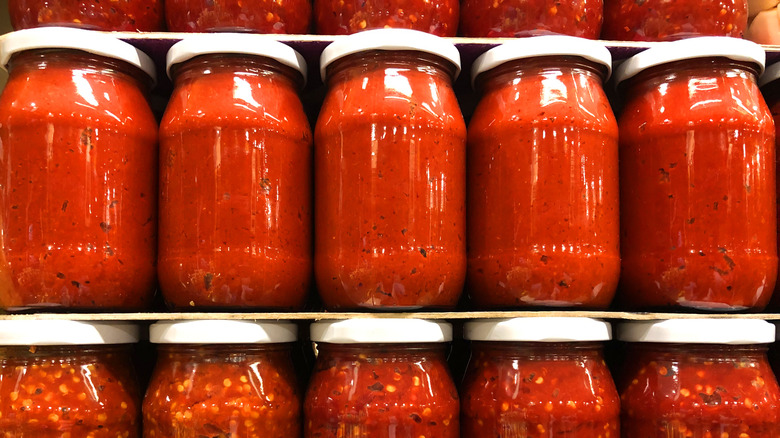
[2,27,780,313]
[7,0,753,41]
[1,317,779,437]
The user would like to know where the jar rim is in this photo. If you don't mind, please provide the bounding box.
[0,27,156,82]
[311,318,452,343]
[167,34,307,85]
[0,320,139,345]
[319,29,461,82]
[614,37,765,85]
[618,319,775,345]
[471,36,612,87]
[465,317,612,342]
[150,320,298,344]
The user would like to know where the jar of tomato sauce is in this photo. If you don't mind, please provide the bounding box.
[315,0,457,35]
[165,0,311,33]
[615,37,777,311]
[460,0,601,38]
[468,36,619,310]
[619,319,780,436]
[315,29,466,310]
[305,319,459,437]
[0,320,141,436]
[159,35,312,311]
[760,61,780,311]
[461,317,619,437]
[602,0,747,41]
[144,320,302,437]
[9,0,164,31]
[0,27,158,311]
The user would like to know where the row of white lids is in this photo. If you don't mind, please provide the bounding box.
[0,318,775,346]
[1,26,779,89]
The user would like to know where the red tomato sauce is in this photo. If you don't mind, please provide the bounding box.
[602,0,747,41]
[304,343,459,437]
[315,50,466,310]
[618,59,777,311]
[763,78,780,310]
[315,0,458,36]
[460,0,602,38]
[143,344,301,437]
[158,54,312,310]
[9,0,164,31]
[0,49,158,311]
[621,344,780,436]
[468,57,619,309]
[165,0,312,33]
[461,342,619,437]
[0,345,141,437]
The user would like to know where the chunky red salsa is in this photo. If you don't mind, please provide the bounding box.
[9,0,164,31]
[305,343,459,437]
[165,0,312,33]
[602,0,747,41]
[159,42,312,310]
[144,344,301,437]
[461,342,619,437]
[468,44,619,309]
[315,0,458,35]
[617,43,777,311]
[0,345,141,437]
[315,32,467,310]
[460,0,602,38]
[621,343,780,436]
[0,31,158,311]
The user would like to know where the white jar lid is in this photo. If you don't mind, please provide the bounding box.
[618,319,775,345]
[319,28,461,81]
[614,37,766,85]
[166,33,307,83]
[0,320,139,345]
[0,27,156,82]
[472,35,613,85]
[150,320,297,344]
[311,318,452,343]
[464,317,611,342]
[760,61,780,87]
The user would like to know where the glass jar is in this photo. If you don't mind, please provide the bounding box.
[468,37,619,310]
[602,0,747,41]
[159,35,312,311]
[315,29,467,310]
[0,27,158,311]
[305,319,459,437]
[9,0,164,31]
[315,0,457,36]
[619,319,780,436]
[165,0,312,33]
[460,0,601,38]
[760,63,780,310]
[0,320,141,436]
[615,37,777,311]
[461,318,620,437]
[143,320,302,437]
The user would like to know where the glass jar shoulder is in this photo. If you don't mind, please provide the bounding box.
[1,56,155,133]
[162,69,310,135]
[318,62,465,132]
[471,65,616,135]
[0,346,140,434]
[463,344,619,411]
[621,346,780,424]
[144,345,301,435]
[620,65,772,136]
